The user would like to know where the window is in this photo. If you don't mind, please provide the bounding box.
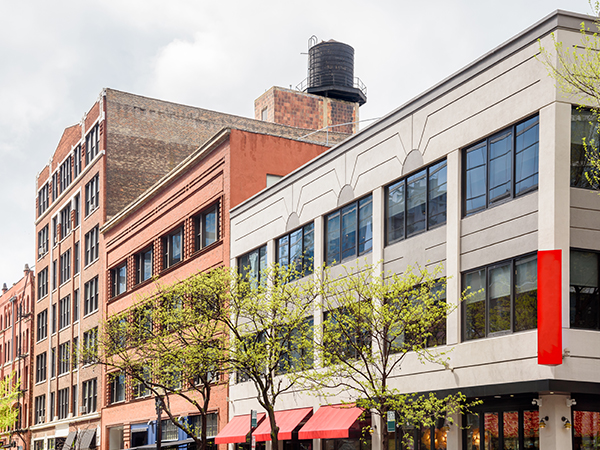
[37,267,48,300]
[38,184,49,217]
[74,194,80,227]
[52,217,58,246]
[188,413,219,438]
[59,295,70,330]
[52,172,59,202]
[58,342,70,375]
[109,372,125,404]
[82,379,97,413]
[37,309,47,341]
[195,204,219,251]
[60,204,71,239]
[38,225,49,258]
[85,174,99,216]
[238,245,267,286]
[51,347,56,378]
[277,316,314,374]
[85,225,99,265]
[34,395,45,424]
[50,391,55,420]
[84,277,99,315]
[571,107,600,189]
[162,420,179,441]
[59,156,72,195]
[36,352,47,383]
[74,145,82,178]
[462,254,537,341]
[72,336,78,370]
[52,259,57,290]
[463,400,539,450]
[85,124,99,165]
[325,196,373,265]
[463,115,539,216]
[570,249,600,330]
[132,368,151,399]
[163,227,183,269]
[57,387,69,419]
[74,242,80,275]
[72,384,78,417]
[277,223,314,280]
[73,289,79,322]
[323,306,370,363]
[52,303,57,334]
[111,262,127,297]
[60,249,71,285]
[135,247,153,284]
[83,328,98,364]
[386,159,447,245]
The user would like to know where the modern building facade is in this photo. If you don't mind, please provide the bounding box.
[227,10,600,450]
[0,267,35,450]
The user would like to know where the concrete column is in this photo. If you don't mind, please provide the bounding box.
[313,216,324,369]
[372,186,384,277]
[538,102,572,330]
[371,412,382,450]
[445,150,461,346]
[539,394,573,450]
[446,412,461,450]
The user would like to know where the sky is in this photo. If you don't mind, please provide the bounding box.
[0,0,593,286]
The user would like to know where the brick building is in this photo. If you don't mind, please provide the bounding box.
[0,266,35,450]
[32,88,351,450]
[100,127,333,450]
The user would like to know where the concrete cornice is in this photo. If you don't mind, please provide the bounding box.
[230,9,596,219]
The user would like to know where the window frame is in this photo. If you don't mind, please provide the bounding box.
[162,227,183,270]
[84,277,99,316]
[570,248,600,330]
[276,222,315,280]
[194,203,220,252]
[109,372,126,404]
[59,295,71,330]
[135,247,153,285]
[38,184,49,217]
[84,225,99,266]
[37,309,48,342]
[385,159,448,246]
[38,225,49,258]
[34,395,46,424]
[238,245,268,286]
[462,115,540,217]
[85,174,100,217]
[85,124,99,165]
[462,253,538,341]
[82,378,97,413]
[59,156,72,195]
[111,262,127,298]
[58,342,71,375]
[36,352,47,384]
[60,249,71,285]
[324,195,373,266]
[57,387,69,420]
[37,267,48,300]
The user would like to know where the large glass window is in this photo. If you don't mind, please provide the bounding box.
[573,411,600,450]
[463,254,537,341]
[571,107,600,189]
[277,222,314,280]
[387,160,447,245]
[464,115,539,216]
[238,245,267,287]
[570,249,600,330]
[325,196,372,265]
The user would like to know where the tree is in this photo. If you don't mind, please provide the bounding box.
[304,263,476,450]
[221,264,319,450]
[95,273,228,450]
[0,373,20,430]
[541,2,600,188]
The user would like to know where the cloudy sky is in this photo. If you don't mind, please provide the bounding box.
[0,0,592,285]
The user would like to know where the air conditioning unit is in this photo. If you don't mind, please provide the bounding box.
[79,406,87,414]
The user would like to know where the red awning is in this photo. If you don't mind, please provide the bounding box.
[253,407,313,442]
[215,413,266,444]
[298,405,363,440]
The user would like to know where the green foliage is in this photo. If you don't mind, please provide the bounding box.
[304,263,477,450]
[0,373,20,430]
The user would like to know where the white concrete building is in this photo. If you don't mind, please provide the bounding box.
[224,10,600,450]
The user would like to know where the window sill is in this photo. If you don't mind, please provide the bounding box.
[83,309,99,319]
[84,258,99,269]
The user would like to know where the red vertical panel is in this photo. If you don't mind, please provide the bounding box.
[538,250,563,365]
